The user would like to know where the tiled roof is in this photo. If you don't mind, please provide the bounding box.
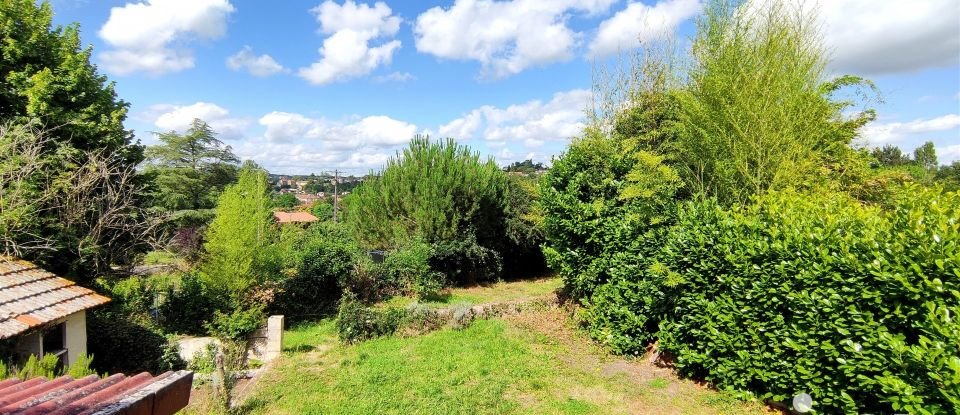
[0,370,193,415]
[273,211,318,223]
[0,257,111,340]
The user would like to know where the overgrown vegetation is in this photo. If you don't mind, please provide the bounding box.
[541,0,958,413]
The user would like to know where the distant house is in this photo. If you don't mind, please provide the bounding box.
[294,193,322,205]
[0,257,110,367]
[273,211,318,225]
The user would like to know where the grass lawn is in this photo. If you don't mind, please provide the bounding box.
[213,309,772,415]
[380,275,563,309]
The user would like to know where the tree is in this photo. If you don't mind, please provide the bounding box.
[936,161,960,192]
[310,201,333,221]
[913,141,938,171]
[674,0,876,205]
[871,144,910,167]
[201,163,278,299]
[143,119,239,214]
[1,123,155,280]
[0,0,145,277]
[272,193,300,210]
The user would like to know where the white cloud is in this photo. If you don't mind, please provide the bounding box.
[98,0,235,76]
[414,0,618,79]
[299,0,402,85]
[151,102,251,140]
[374,71,415,83]
[258,111,417,149]
[859,114,960,146]
[940,145,960,164]
[226,46,286,76]
[439,89,591,148]
[588,0,701,58]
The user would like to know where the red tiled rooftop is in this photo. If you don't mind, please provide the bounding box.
[0,257,111,340]
[0,370,193,415]
[273,211,319,224]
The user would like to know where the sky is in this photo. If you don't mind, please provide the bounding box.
[48,0,960,175]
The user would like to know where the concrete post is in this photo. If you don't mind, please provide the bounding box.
[265,315,284,361]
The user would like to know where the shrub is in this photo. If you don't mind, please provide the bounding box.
[17,353,59,380]
[206,306,265,341]
[429,238,502,286]
[272,223,360,319]
[86,308,168,374]
[605,186,959,413]
[381,241,445,299]
[65,354,97,378]
[335,291,404,344]
[159,273,218,335]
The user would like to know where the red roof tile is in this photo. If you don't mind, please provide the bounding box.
[273,211,318,224]
[0,371,193,415]
[0,257,111,340]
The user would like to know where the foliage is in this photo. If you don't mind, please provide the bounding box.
[87,307,168,374]
[202,163,279,300]
[871,144,911,167]
[143,119,239,215]
[206,306,266,341]
[913,141,939,171]
[0,0,147,278]
[16,353,60,380]
[673,0,876,205]
[310,201,334,221]
[345,136,543,284]
[381,241,445,299]
[936,161,960,192]
[272,193,300,210]
[65,354,97,378]
[272,222,361,319]
[159,273,218,335]
[345,136,506,248]
[503,159,545,173]
[335,291,404,344]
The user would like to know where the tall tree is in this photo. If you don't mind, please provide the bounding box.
[0,1,145,277]
[143,119,239,215]
[871,144,910,167]
[201,162,277,299]
[913,141,938,171]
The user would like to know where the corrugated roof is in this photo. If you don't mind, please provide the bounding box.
[0,257,111,340]
[0,370,193,415]
[273,211,318,224]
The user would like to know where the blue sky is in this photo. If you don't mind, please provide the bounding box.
[49,0,960,174]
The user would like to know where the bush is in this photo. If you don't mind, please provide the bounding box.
[86,308,168,374]
[206,306,265,341]
[272,222,361,319]
[381,241,445,299]
[65,354,98,378]
[335,292,404,344]
[17,353,59,379]
[159,273,218,335]
[580,186,958,413]
[429,238,502,286]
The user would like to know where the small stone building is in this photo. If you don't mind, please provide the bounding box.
[0,257,110,367]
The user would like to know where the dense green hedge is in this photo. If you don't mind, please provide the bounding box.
[570,186,959,413]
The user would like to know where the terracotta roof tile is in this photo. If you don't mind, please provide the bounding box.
[273,211,319,224]
[0,257,111,340]
[0,371,193,415]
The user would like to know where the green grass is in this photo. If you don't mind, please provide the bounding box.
[230,314,772,415]
[380,275,563,309]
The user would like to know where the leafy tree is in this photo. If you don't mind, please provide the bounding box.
[913,141,938,171]
[0,0,146,276]
[201,163,278,299]
[143,119,239,215]
[345,136,507,249]
[504,159,545,173]
[310,201,334,221]
[674,0,876,205]
[871,144,910,167]
[936,161,960,192]
[272,193,300,210]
